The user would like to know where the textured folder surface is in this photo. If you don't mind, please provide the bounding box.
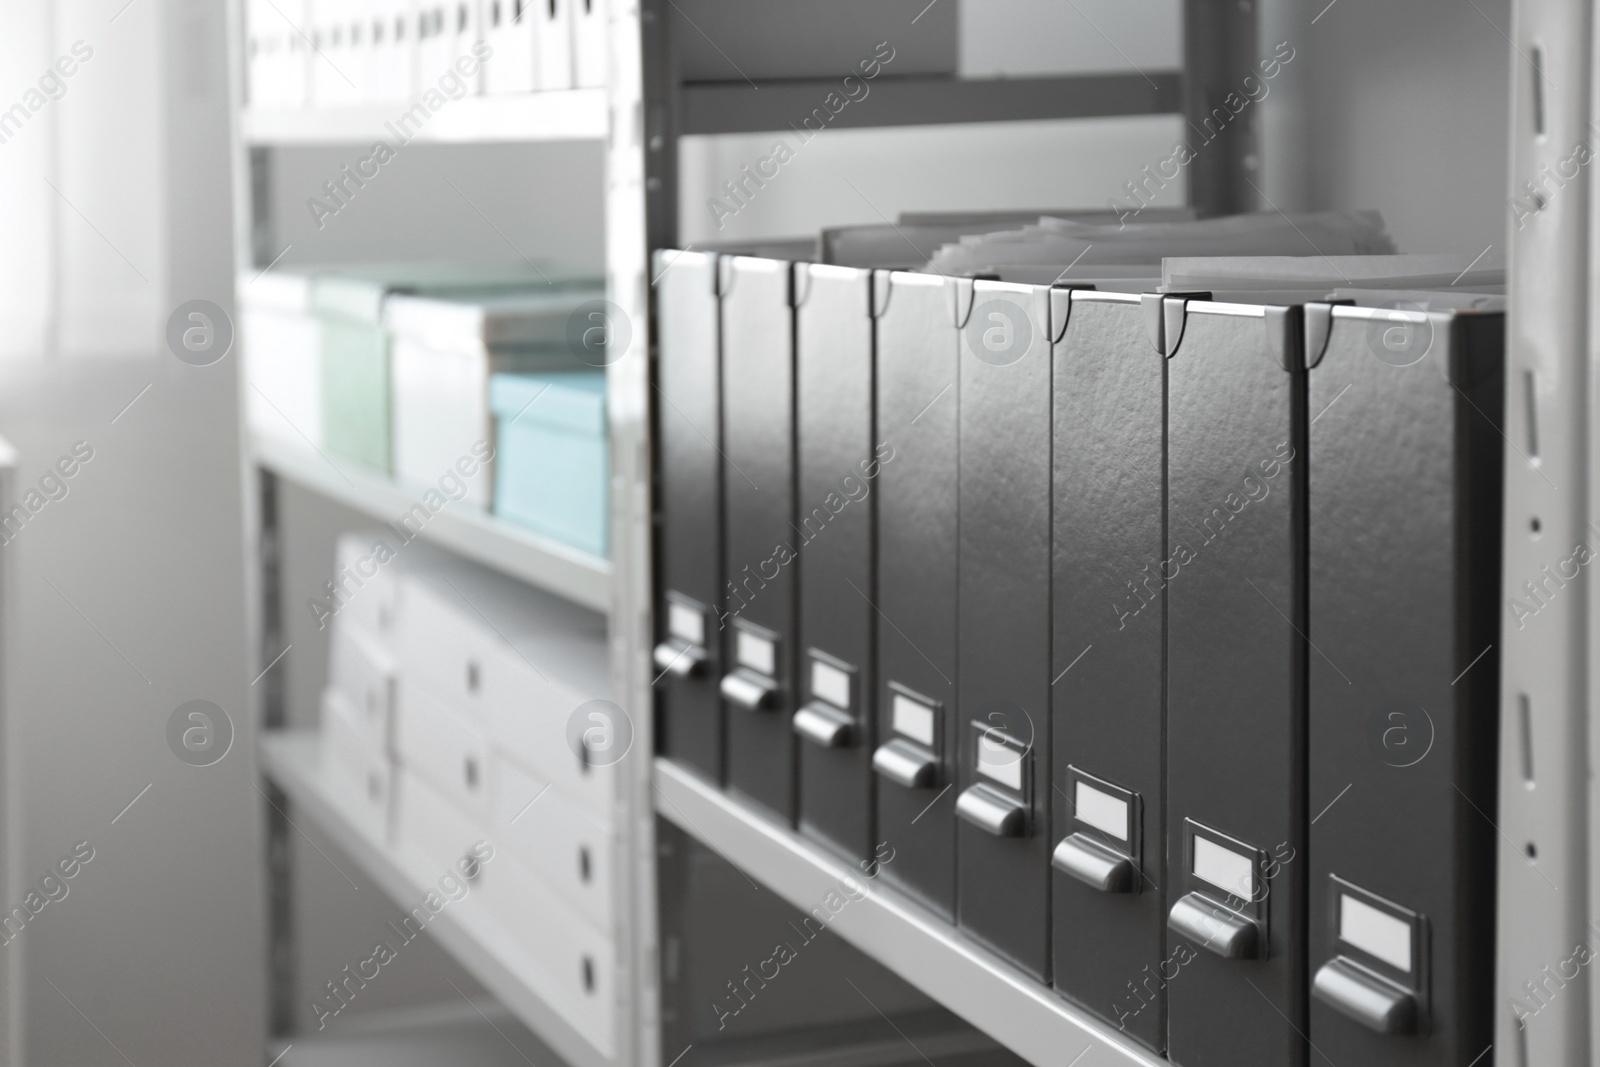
[1306,306,1502,1065]
[872,272,961,919]
[1165,302,1307,1067]
[954,281,1053,980]
[720,257,798,820]
[654,250,724,780]
[1049,291,1166,1050]
[794,265,879,861]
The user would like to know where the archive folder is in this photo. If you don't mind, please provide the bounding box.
[718,257,798,821]
[652,249,723,781]
[1164,297,1307,1067]
[1048,289,1168,1050]
[870,271,963,920]
[1306,298,1502,1064]
[793,264,878,861]
[953,281,1053,981]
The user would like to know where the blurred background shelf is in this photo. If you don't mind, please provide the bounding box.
[269,997,559,1067]
[681,72,1182,135]
[260,729,614,1067]
[651,757,1166,1067]
[252,433,612,612]
[241,91,609,146]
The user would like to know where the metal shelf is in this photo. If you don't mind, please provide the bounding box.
[252,433,612,613]
[651,757,1166,1067]
[260,730,618,1067]
[241,90,609,145]
[680,72,1181,135]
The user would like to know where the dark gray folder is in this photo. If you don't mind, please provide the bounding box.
[653,249,724,781]
[717,256,798,821]
[952,280,1053,981]
[793,263,880,861]
[1306,302,1502,1063]
[1164,297,1307,1067]
[1048,289,1167,1050]
[869,271,964,920]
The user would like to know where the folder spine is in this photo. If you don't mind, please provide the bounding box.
[1164,300,1309,1067]
[794,264,879,861]
[719,257,800,821]
[1048,289,1168,1050]
[954,281,1053,981]
[871,271,963,919]
[652,250,723,781]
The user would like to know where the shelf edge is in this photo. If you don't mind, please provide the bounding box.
[651,757,1167,1067]
[252,434,612,613]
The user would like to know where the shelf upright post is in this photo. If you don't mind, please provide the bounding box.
[609,2,665,1067]
[1181,0,1259,216]
[1502,0,1593,1064]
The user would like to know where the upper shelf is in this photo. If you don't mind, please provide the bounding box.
[681,72,1182,135]
[652,757,1167,1067]
[252,433,612,614]
[240,89,609,145]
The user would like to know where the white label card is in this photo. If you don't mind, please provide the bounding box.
[811,659,851,710]
[892,693,935,746]
[1340,894,1413,973]
[736,631,775,676]
[1075,782,1129,841]
[976,732,1023,791]
[1193,836,1255,899]
[668,602,704,646]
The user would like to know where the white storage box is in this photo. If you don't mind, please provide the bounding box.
[573,0,606,88]
[483,0,536,93]
[239,269,322,450]
[327,619,396,752]
[535,0,574,89]
[386,287,600,508]
[495,755,614,930]
[247,0,310,110]
[390,549,615,819]
[396,769,615,1054]
[332,530,402,639]
[322,688,394,844]
[394,679,492,820]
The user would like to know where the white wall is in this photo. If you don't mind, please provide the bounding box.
[1300,0,1510,254]
[679,115,1189,246]
[0,0,263,1064]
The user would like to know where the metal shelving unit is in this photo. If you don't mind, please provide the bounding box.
[227,3,1289,1067]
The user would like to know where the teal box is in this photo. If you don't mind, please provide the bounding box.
[490,372,609,558]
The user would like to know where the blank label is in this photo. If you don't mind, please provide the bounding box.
[1193,835,1255,899]
[892,693,934,746]
[1340,894,1413,972]
[1075,781,1129,841]
[736,631,775,676]
[668,602,703,646]
[976,732,1024,791]
[811,659,851,710]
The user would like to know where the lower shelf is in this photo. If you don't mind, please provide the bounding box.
[259,730,618,1067]
[651,757,1166,1067]
[269,997,557,1067]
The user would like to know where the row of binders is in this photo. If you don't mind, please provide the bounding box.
[242,265,611,556]
[652,218,1503,1067]
[246,0,607,111]
[321,532,618,1047]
